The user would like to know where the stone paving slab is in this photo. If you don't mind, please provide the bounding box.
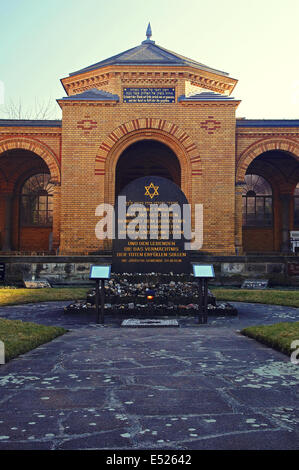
[181,430,299,451]
[132,412,278,447]
[0,300,298,450]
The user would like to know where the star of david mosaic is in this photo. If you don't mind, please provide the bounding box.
[144,182,159,199]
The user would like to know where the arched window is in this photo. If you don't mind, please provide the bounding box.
[294,183,299,227]
[20,173,54,226]
[242,174,273,227]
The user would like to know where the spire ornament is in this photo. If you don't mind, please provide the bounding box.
[146,22,152,40]
[142,22,155,44]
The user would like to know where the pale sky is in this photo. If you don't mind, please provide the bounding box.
[0,0,298,119]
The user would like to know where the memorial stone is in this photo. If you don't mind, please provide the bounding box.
[112,176,190,274]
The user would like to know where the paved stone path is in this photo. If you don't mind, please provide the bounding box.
[0,301,298,450]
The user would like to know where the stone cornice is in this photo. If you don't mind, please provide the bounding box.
[72,81,109,94]
[56,100,118,108]
[179,100,241,107]
[237,129,299,138]
[61,65,237,97]
[0,129,61,137]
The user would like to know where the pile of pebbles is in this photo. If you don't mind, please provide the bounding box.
[64,273,237,317]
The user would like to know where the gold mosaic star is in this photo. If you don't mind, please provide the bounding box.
[144,182,159,199]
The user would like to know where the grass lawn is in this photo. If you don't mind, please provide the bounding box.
[212,288,299,308]
[0,287,89,307]
[0,318,67,362]
[241,322,299,357]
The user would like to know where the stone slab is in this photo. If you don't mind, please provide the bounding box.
[121,318,179,327]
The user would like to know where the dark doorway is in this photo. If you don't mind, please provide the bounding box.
[115,140,181,196]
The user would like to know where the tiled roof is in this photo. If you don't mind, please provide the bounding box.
[69,42,229,78]
[60,88,119,101]
[237,119,299,127]
[0,119,61,127]
[178,92,237,101]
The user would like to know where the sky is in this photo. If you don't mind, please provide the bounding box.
[0,0,298,120]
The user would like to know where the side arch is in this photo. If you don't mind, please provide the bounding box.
[236,137,299,183]
[0,137,61,183]
[94,118,202,205]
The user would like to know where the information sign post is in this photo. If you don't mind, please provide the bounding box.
[89,265,111,324]
[192,264,215,324]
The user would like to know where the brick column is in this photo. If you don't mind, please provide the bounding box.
[2,194,13,251]
[52,184,61,253]
[280,194,291,252]
[235,182,245,255]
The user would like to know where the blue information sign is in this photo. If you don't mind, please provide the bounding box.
[123,88,175,103]
[89,265,111,279]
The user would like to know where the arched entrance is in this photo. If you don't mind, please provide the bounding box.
[115,140,181,196]
[240,149,299,252]
[0,148,55,252]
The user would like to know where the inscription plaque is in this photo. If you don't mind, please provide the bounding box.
[123,88,175,103]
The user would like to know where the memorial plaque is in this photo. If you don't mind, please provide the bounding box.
[24,279,51,289]
[123,88,175,103]
[0,264,5,282]
[288,263,299,276]
[121,319,179,328]
[241,279,269,289]
[112,176,190,274]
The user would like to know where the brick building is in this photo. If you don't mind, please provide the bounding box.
[1,27,299,257]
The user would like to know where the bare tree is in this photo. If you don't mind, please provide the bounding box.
[1,97,60,120]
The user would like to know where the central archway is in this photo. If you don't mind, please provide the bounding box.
[115,140,181,196]
[96,119,201,207]
[103,131,193,206]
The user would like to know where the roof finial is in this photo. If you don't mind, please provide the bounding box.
[146,22,152,40]
[142,22,155,44]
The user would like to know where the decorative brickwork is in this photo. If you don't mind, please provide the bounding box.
[200,116,221,134]
[95,119,201,171]
[94,118,202,208]
[77,116,98,132]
